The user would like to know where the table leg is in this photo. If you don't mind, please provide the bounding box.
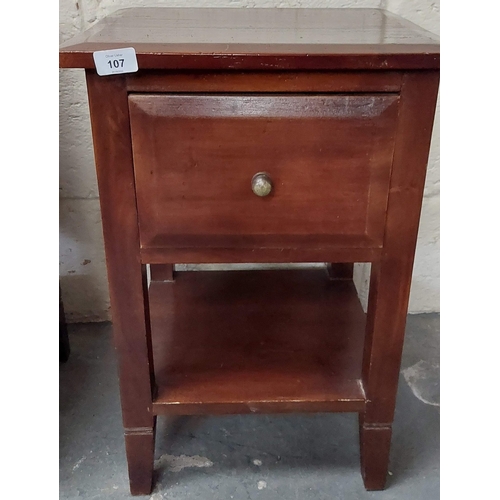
[326,263,353,280]
[359,414,392,490]
[358,71,440,489]
[125,419,157,495]
[86,72,157,495]
[150,264,175,282]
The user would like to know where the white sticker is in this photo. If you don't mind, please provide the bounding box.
[92,47,138,76]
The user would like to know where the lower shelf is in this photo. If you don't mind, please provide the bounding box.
[149,269,367,415]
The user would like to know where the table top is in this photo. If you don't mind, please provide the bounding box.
[60,8,439,71]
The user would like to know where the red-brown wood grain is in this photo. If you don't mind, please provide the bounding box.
[60,8,439,70]
[140,243,381,265]
[359,416,393,491]
[129,94,399,254]
[360,70,439,489]
[125,71,404,93]
[149,264,175,282]
[85,72,156,495]
[60,7,440,495]
[149,269,366,415]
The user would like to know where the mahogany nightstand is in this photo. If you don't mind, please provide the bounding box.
[60,8,439,495]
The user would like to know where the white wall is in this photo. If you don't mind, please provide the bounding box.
[59,0,440,322]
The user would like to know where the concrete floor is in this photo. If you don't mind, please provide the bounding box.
[60,314,439,500]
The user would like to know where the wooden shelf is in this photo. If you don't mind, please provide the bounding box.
[149,269,366,415]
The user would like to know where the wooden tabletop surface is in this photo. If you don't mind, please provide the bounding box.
[60,8,439,70]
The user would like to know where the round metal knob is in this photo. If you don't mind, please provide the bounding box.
[251,172,273,197]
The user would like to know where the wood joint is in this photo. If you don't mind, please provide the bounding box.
[124,427,155,436]
[362,423,392,431]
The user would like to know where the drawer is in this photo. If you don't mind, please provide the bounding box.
[128,94,399,252]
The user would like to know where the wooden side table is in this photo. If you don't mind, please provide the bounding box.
[60,8,439,496]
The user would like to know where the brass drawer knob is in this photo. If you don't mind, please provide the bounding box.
[251,172,273,197]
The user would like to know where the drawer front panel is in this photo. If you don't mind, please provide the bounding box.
[129,94,399,250]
